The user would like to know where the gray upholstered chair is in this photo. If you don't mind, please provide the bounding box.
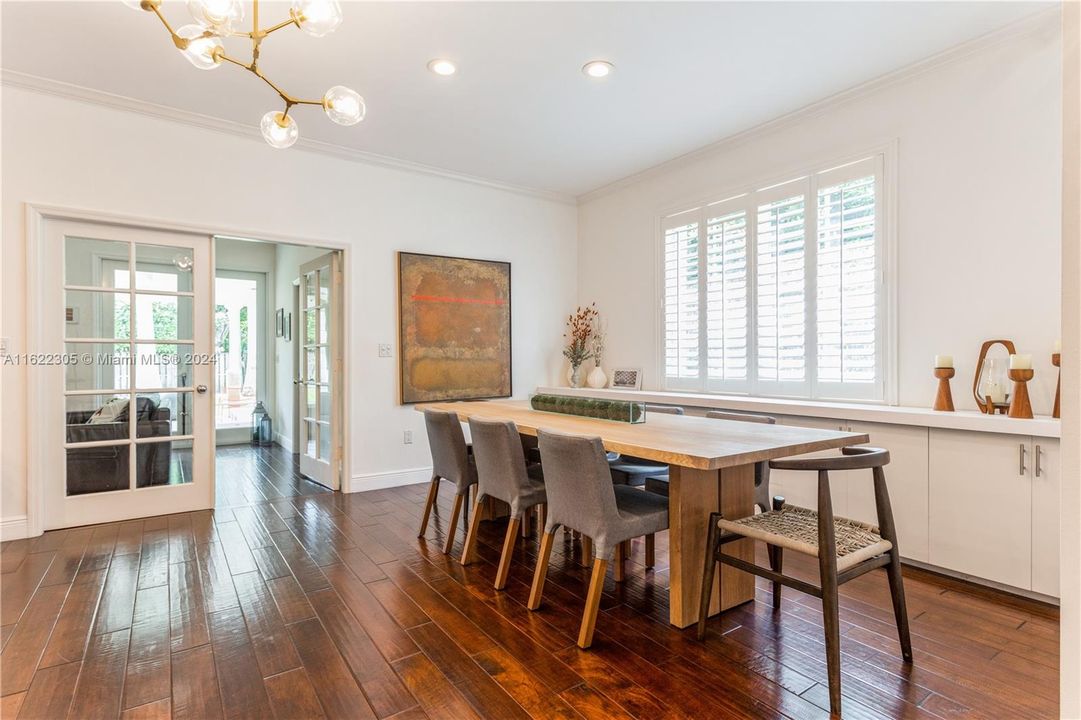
[461,417,547,589]
[646,410,779,513]
[529,429,669,648]
[608,404,684,486]
[419,409,478,555]
[696,446,911,716]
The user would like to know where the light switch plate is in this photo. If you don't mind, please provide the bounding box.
[403,430,413,444]
[378,343,392,358]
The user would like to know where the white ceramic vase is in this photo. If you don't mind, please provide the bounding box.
[567,365,584,388]
[586,365,608,389]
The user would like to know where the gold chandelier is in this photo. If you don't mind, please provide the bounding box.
[126,0,365,148]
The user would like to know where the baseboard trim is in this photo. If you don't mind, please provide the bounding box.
[902,558,1059,610]
[276,433,294,454]
[1,515,30,541]
[346,467,432,494]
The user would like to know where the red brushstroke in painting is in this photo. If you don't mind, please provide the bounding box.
[411,294,506,306]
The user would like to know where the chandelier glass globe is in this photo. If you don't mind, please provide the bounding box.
[176,25,224,70]
[187,0,244,32]
[292,0,342,37]
[261,111,299,149]
[323,86,365,126]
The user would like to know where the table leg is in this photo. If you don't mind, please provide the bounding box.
[667,463,755,628]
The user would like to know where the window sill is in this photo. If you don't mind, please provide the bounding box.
[534,386,1060,439]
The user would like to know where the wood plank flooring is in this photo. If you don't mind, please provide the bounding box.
[1,444,1059,719]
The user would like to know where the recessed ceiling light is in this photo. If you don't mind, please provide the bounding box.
[427,59,457,76]
[582,60,613,78]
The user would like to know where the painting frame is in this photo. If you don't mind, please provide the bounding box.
[397,251,512,404]
[275,308,284,337]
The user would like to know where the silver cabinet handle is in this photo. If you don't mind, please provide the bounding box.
[196,384,208,394]
[1036,444,1043,478]
[1019,443,1027,476]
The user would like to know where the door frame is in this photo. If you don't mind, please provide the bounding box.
[25,204,352,537]
[213,268,269,446]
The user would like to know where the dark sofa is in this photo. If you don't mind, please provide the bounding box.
[65,398,173,494]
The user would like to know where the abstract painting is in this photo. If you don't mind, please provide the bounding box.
[398,252,512,403]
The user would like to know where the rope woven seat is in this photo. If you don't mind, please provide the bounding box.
[717,505,893,572]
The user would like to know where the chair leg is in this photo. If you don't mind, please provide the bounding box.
[767,544,783,610]
[578,558,609,648]
[521,509,531,538]
[886,551,913,662]
[495,516,522,590]
[443,493,464,555]
[645,534,655,568]
[528,529,557,610]
[460,496,485,566]
[418,474,439,537]
[696,513,721,641]
[821,561,842,715]
[462,485,472,527]
[580,536,593,567]
[614,541,626,582]
[538,505,547,536]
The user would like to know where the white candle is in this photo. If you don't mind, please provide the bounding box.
[1009,354,1032,370]
[934,355,953,369]
[987,382,1006,404]
[1054,339,1062,353]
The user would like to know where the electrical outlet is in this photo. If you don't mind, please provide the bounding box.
[378,343,392,358]
[403,430,413,444]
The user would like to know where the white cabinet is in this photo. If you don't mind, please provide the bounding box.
[1031,439,1060,597]
[847,422,930,563]
[929,430,1032,589]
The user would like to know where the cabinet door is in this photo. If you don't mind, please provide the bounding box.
[769,415,850,515]
[1031,438,1060,597]
[929,429,1032,590]
[847,422,929,563]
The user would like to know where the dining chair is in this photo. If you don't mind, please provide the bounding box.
[460,417,547,589]
[608,404,684,486]
[696,446,912,716]
[529,429,669,648]
[419,409,478,555]
[646,410,779,512]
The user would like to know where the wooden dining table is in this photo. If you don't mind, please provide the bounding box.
[417,399,868,628]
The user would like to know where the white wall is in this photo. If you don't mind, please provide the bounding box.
[271,242,326,452]
[1,86,577,527]
[577,17,1062,414]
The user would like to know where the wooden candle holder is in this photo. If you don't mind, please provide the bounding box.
[973,339,1016,414]
[933,367,955,411]
[1053,352,1061,419]
[1007,368,1034,419]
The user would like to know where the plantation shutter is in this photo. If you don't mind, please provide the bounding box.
[815,157,882,397]
[704,200,750,387]
[662,216,702,383]
[755,181,808,389]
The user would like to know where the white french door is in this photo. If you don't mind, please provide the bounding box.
[42,219,214,529]
[297,252,342,489]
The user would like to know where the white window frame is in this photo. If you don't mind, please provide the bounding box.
[656,145,897,404]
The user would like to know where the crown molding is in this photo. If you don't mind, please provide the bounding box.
[577,6,1061,205]
[0,69,575,206]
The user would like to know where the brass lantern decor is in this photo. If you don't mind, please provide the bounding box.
[125,0,365,149]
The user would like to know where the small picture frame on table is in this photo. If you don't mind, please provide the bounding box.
[285,313,292,342]
[610,368,642,390]
[275,308,284,337]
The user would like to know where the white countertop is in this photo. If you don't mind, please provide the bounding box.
[535,386,1060,438]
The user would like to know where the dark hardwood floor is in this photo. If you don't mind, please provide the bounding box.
[0,444,1059,719]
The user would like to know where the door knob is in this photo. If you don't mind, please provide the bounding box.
[196,384,208,394]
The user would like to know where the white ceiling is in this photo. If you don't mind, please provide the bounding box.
[1,1,1050,196]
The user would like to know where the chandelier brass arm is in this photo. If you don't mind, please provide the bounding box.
[127,0,364,148]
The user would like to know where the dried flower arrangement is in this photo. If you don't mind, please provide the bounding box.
[562,303,598,372]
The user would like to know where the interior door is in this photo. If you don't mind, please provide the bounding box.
[44,219,214,529]
[298,252,342,489]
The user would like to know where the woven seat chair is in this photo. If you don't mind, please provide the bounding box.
[460,417,547,589]
[609,404,683,486]
[696,446,912,716]
[419,409,478,555]
[529,429,669,648]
